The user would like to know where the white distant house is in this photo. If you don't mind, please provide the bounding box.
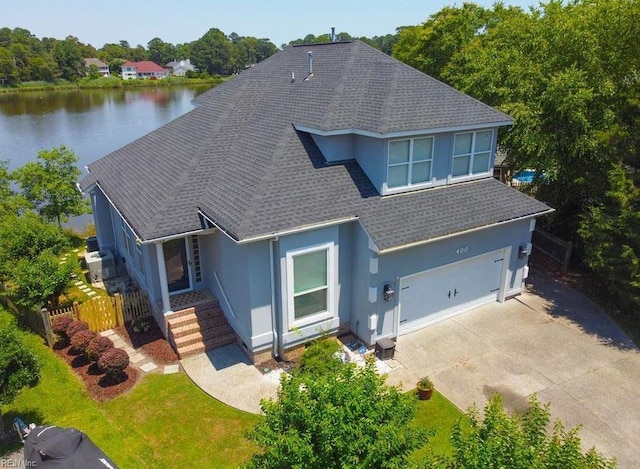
[166,58,197,76]
[84,58,110,77]
[121,61,169,80]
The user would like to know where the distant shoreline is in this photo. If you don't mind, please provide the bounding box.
[0,76,226,94]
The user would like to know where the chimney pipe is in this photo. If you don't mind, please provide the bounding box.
[308,51,313,74]
[331,27,336,42]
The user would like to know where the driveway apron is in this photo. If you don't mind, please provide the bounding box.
[391,270,640,467]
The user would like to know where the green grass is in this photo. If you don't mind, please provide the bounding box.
[0,306,258,468]
[1,305,464,466]
[410,390,466,462]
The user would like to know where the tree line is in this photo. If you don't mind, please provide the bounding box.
[0,27,280,84]
[0,27,399,86]
[392,0,640,320]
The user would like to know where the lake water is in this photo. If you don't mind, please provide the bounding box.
[0,85,215,229]
[0,85,214,172]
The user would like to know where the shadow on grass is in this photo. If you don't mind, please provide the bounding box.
[0,408,44,456]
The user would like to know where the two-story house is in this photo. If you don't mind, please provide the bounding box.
[121,61,169,80]
[80,41,552,363]
[84,58,110,77]
[166,58,197,76]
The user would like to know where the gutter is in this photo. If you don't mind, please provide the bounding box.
[377,209,554,254]
[294,121,514,140]
[269,239,280,359]
[198,209,358,244]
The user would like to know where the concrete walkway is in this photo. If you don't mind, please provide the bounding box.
[388,270,639,467]
[100,329,181,376]
[181,343,279,414]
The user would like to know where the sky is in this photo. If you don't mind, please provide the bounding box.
[2,0,538,49]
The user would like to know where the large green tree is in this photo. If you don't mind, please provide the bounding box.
[7,250,76,309]
[245,352,427,469]
[579,164,640,311]
[0,212,69,279]
[147,37,175,66]
[52,36,85,81]
[392,0,640,312]
[191,28,233,75]
[12,145,89,227]
[0,325,40,437]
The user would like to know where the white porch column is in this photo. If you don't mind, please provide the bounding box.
[155,241,171,313]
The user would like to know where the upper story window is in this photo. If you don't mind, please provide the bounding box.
[452,130,493,178]
[387,137,434,189]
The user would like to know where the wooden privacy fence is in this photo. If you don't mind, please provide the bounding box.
[42,290,151,346]
[532,227,573,271]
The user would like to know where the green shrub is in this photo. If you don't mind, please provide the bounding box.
[131,317,151,333]
[85,335,114,363]
[70,329,96,354]
[297,337,342,377]
[98,348,129,379]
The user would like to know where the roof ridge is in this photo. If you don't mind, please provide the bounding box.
[146,79,253,235]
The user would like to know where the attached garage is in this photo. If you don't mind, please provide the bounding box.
[398,248,508,334]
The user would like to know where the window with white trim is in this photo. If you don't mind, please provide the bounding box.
[387,137,434,189]
[286,243,334,327]
[452,130,493,178]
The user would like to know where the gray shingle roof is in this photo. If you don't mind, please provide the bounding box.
[81,41,549,250]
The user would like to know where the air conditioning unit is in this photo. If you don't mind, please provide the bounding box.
[84,250,115,282]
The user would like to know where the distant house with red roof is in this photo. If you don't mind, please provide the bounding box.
[121,61,169,80]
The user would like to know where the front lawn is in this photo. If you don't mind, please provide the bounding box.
[0,306,258,468]
[1,305,465,466]
[410,390,466,462]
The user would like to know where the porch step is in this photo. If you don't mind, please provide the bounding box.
[173,323,235,348]
[167,300,237,359]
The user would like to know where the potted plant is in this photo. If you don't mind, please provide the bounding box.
[416,376,434,400]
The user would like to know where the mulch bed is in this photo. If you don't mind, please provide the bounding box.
[53,342,140,402]
[114,322,179,365]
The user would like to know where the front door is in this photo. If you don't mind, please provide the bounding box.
[163,238,192,293]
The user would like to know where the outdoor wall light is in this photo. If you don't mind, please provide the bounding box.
[518,244,528,259]
[383,283,395,302]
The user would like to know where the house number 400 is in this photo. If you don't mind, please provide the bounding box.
[456,246,468,255]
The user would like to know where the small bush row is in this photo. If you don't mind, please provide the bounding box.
[51,316,129,378]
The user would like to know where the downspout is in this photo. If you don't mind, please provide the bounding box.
[269,239,280,359]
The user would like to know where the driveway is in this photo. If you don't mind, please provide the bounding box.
[388,269,639,467]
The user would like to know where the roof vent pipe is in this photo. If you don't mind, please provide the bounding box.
[331,27,336,42]
[308,51,313,75]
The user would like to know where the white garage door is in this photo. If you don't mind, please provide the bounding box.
[398,249,505,334]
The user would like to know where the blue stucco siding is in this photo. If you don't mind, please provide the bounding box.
[308,128,500,196]
[350,218,535,345]
[90,188,115,251]
[277,225,344,348]
[201,231,252,346]
[246,240,276,351]
[354,135,385,189]
[311,134,355,162]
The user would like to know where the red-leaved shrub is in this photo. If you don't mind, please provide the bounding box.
[70,329,97,354]
[52,315,74,343]
[66,320,89,339]
[86,336,114,363]
[98,348,129,379]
